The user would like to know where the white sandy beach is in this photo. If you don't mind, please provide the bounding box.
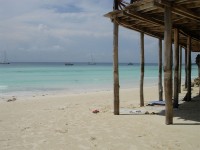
[0,86,200,150]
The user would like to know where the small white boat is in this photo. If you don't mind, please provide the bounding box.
[65,63,74,66]
[88,54,96,65]
[0,51,10,64]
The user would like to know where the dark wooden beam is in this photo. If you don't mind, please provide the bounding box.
[124,11,164,27]
[187,36,191,101]
[175,0,200,4]
[185,48,188,89]
[172,6,200,22]
[178,46,182,93]
[113,0,119,10]
[155,0,200,22]
[126,1,155,12]
[113,19,120,115]
[173,28,179,108]
[158,38,163,101]
[116,18,163,39]
[105,8,200,42]
[164,6,173,125]
[140,32,145,107]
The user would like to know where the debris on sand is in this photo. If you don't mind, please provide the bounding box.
[7,97,17,102]
[92,109,99,114]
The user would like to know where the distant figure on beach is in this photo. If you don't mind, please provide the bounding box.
[195,54,200,67]
[195,54,200,96]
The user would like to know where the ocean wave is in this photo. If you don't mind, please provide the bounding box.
[144,77,157,79]
[0,85,8,90]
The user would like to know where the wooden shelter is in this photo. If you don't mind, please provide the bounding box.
[105,0,200,125]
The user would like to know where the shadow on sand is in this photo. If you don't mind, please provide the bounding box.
[158,95,200,125]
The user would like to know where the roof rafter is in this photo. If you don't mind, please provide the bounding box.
[154,0,200,22]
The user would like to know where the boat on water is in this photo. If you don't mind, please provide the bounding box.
[88,62,96,65]
[128,62,134,65]
[0,51,10,64]
[88,54,96,65]
[65,63,74,66]
[0,62,10,64]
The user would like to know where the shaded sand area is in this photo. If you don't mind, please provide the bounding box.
[0,86,200,150]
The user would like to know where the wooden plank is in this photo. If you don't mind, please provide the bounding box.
[187,36,191,101]
[126,0,154,9]
[158,38,163,101]
[113,20,120,115]
[172,5,200,22]
[113,0,119,10]
[178,46,182,93]
[154,0,200,22]
[175,0,200,5]
[117,18,163,39]
[180,3,200,9]
[133,2,155,11]
[105,9,200,42]
[185,48,187,89]
[104,10,122,18]
[123,11,164,26]
[164,6,173,125]
[140,32,145,107]
[173,28,179,108]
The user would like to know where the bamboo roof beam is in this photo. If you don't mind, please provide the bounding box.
[175,0,200,5]
[104,0,200,52]
[154,0,200,22]
[116,18,163,39]
[123,11,164,26]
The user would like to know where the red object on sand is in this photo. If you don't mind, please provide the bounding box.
[92,109,99,113]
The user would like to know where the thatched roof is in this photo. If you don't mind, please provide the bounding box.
[105,0,200,52]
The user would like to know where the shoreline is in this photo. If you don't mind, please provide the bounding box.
[0,85,159,102]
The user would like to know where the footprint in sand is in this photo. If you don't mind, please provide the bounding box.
[90,137,97,147]
[55,129,68,134]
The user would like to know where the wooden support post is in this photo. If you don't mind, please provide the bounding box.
[199,63,200,96]
[113,20,120,115]
[198,55,200,96]
[198,57,200,96]
[140,32,144,107]
[113,0,119,10]
[164,6,173,125]
[173,29,179,108]
[178,46,182,93]
[185,48,188,89]
[187,36,191,101]
[158,38,163,101]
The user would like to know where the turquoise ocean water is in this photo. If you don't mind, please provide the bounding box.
[0,62,198,96]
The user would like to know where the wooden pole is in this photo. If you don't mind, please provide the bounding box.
[173,29,179,108]
[113,20,120,115]
[158,38,163,101]
[187,36,191,101]
[112,0,120,115]
[198,58,200,96]
[185,48,188,89]
[178,46,182,93]
[171,44,174,97]
[140,32,144,107]
[164,6,173,125]
[113,0,119,10]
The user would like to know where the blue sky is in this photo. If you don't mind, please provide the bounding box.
[0,0,198,63]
